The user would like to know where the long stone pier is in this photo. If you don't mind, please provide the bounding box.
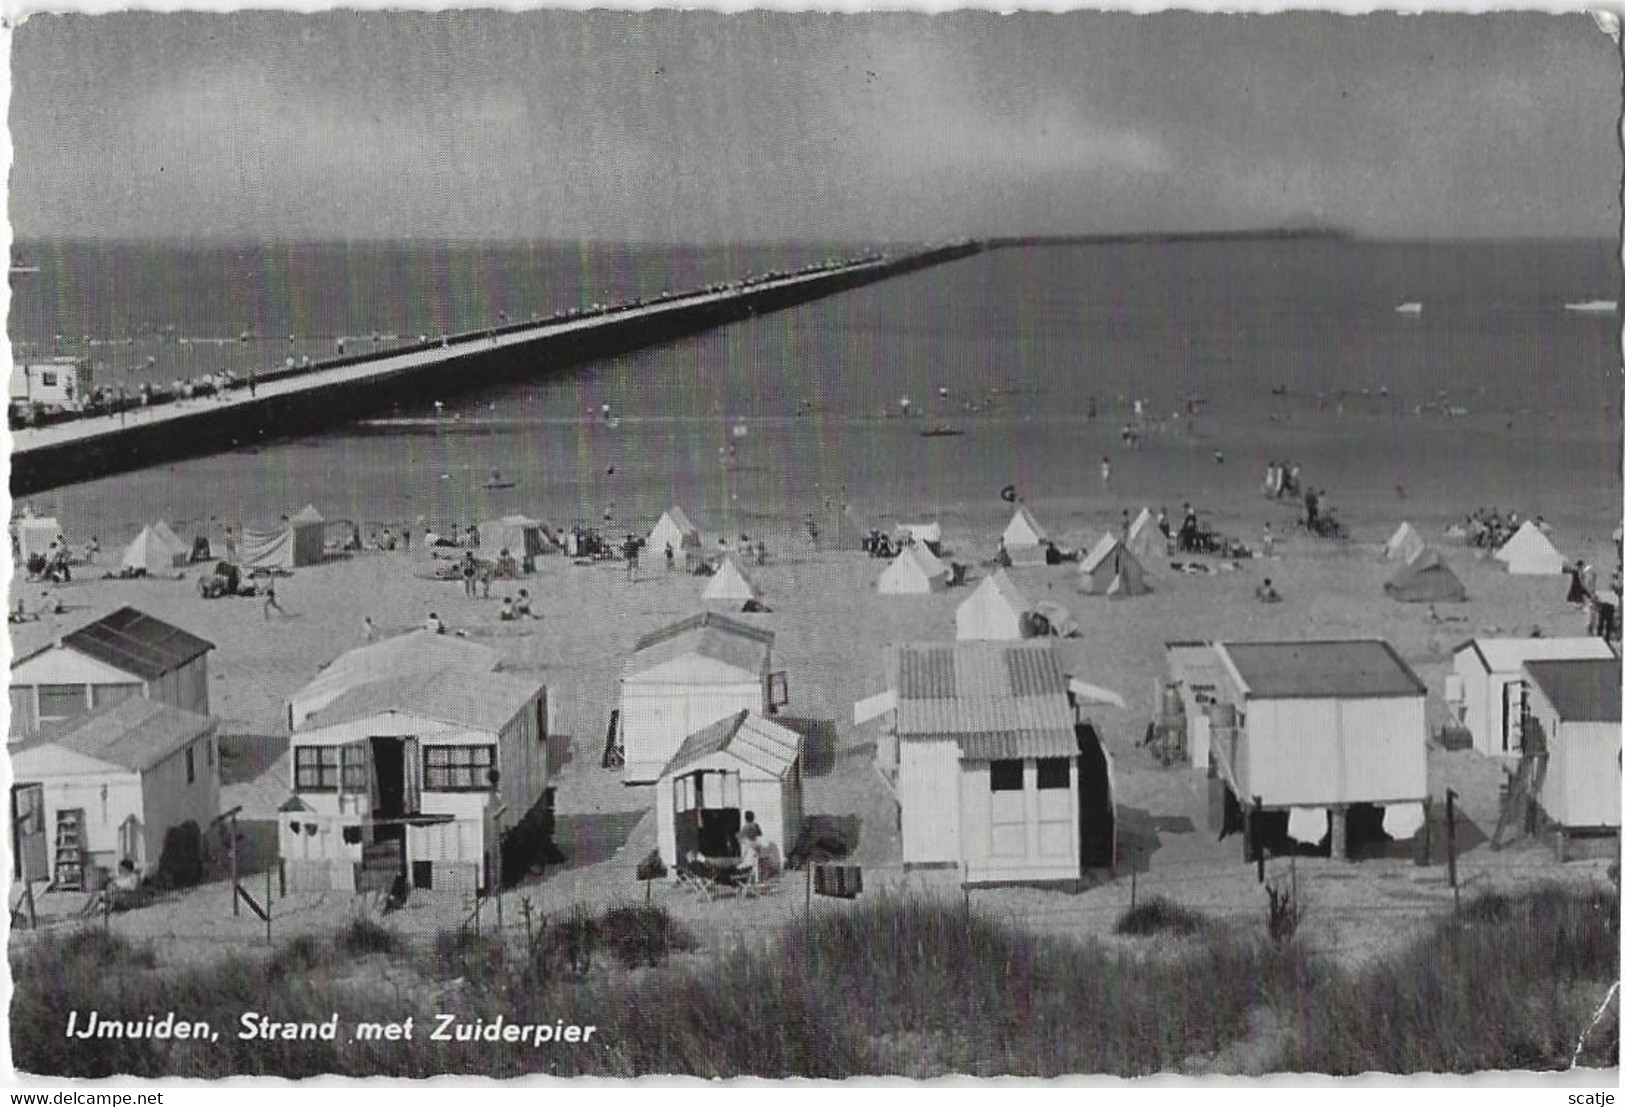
[8,242,981,496]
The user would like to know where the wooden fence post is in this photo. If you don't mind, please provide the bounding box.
[1446,789,1460,917]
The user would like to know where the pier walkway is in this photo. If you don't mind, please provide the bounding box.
[10,243,979,495]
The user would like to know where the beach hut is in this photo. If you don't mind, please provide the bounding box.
[289,506,327,565]
[1002,506,1051,566]
[1164,641,1224,771]
[1384,522,1425,563]
[1445,636,1616,758]
[1125,509,1165,560]
[9,606,214,739]
[1077,534,1149,597]
[1493,521,1566,576]
[648,508,703,565]
[13,516,63,565]
[703,556,761,606]
[1209,639,1430,858]
[654,709,803,872]
[1383,547,1466,604]
[955,571,1033,640]
[120,525,188,574]
[617,613,786,784]
[877,544,949,595]
[860,639,1114,885]
[286,630,502,732]
[478,515,547,572]
[9,698,219,886]
[282,667,549,896]
[1522,657,1622,855]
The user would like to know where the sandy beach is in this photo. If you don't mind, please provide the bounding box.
[11,478,1617,970]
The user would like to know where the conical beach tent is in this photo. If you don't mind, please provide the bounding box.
[1078,534,1149,597]
[1002,505,1051,565]
[1493,521,1565,576]
[649,507,702,562]
[1125,508,1164,560]
[1385,522,1425,562]
[878,544,949,594]
[121,525,188,573]
[1384,547,1467,603]
[703,556,760,604]
[150,520,190,562]
[955,570,1032,640]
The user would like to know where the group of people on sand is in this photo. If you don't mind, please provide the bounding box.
[1456,507,1545,551]
[1262,460,1302,500]
[1566,558,1620,642]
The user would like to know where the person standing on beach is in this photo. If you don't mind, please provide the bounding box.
[1100,456,1112,488]
[225,526,237,564]
[462,553,477,598]
[362,616,376,643]
[402,524,412,552]
[665,543,675,571]
[1262,522,1274,558]
[262,582,284,620]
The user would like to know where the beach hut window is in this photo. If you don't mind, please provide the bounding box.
[990,760,1024,792]
[1036,758,1070,790]
[423,745,496,791]
[294,746,343,791]
[340,745,368,793]
[37,684,87,721]
[90,683,140,711]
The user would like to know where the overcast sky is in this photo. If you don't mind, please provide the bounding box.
[9,11,1621,242]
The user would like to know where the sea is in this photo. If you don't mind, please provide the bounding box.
[10,237,1622,552]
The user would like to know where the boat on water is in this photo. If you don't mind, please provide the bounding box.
[1564,300,1617,314]
[920,425,965,438]
[483,469,516,491]
[1395,302,1423,316]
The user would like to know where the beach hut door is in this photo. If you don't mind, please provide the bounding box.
[767,671,790,713]
[402,737,422,816]
[10,784,46,881]
[1502,681,1527,753]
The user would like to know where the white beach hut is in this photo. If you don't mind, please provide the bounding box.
[1209,639,1430,857]
[860,639,1115,885]
[10,698,219,886]
[9,607,214,739]
[1446,636,1617,758]
[655,709,803,872]
[286,630,502,732]
[1522,657,1621,853]
[617,613,786,784]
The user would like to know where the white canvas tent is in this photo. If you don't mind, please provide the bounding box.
[649,508,703,561]
[1078,534,1149,597]
[878,544,949,594]
[898,522,942,547]
[241,508,326,570]
[478,515,547,571]
[121,525,188,573]
[703,556,760,604]
[955,571,1033,640]
[1125,509,1164,560]
[1002,506,1050,565]
[14,517,63,565]
[1385,522,1425,563]
[1493,521,1566,576]
[150,520,190,561]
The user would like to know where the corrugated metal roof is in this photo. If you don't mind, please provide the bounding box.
[311,631,499,688]
[1525,658,1622,723]
[54,606,215,681]
[1218,639,1426,699]
[661,709,801,779]
[957,729,1079,761]
[19,697,214,773]
[628,612,774,678]
[305,666,541,734]
[890,640,1075,759]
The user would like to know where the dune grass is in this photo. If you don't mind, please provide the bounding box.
[10,886,1618,1078]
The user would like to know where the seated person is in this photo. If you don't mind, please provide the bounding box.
[499,596,517,621]
[514,589,534,618]
[1255,577,1282,603]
